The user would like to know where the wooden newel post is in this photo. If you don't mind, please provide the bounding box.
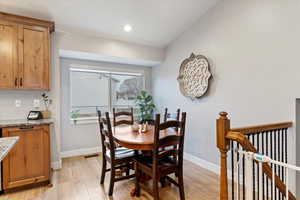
[216,112,230,200]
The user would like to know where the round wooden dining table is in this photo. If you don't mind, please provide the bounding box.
[112,125,179,150]
[113,125,179,196]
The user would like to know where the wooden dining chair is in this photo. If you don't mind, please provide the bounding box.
[163,108,180,123]
[97,110,135,196]
[134,112,187,200]
[113,107,134,127]
[163,108,181,152]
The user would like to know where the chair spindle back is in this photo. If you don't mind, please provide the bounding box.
[113,107,134,126]
[97,111,116,159]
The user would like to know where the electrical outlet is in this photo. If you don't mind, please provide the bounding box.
[33,99,40,108]
[15,100,21,107]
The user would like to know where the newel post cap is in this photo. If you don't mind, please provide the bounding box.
[219,112,228,119]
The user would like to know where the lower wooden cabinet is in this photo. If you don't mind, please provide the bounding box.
[2,125,50,190]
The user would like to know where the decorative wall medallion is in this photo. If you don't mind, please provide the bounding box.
[177,53,212,99]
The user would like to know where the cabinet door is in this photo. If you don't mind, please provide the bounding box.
[0,20,18,88]
[2,125,50,189]
[19,25,50,90]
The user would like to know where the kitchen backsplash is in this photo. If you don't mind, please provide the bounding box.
[0,91,49,120]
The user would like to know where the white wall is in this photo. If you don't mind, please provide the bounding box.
[60,58,152,156]
[0,28,162,167]
[58,31,165,64]
[153,0,300,187]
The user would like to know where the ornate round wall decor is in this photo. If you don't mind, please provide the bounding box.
[177,53,212,99]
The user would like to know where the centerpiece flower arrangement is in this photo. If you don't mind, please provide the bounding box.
[41,93,51,119]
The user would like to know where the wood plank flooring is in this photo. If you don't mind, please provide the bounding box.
[0,155,220,200]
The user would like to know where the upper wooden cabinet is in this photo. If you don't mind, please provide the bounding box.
[0,12,54,90]
[20,25,50,89]
[0,20,18,88]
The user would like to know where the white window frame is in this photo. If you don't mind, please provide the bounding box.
[69,66,145,125]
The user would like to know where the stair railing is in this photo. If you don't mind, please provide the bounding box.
[236,149,300,200]
[216,112,294,200]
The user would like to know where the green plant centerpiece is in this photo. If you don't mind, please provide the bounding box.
[136,90,156,124]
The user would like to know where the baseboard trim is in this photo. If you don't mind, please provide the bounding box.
[59,149,220,175]
[184,152,220,175]
[51,160,62,170]
[60,147,101,158]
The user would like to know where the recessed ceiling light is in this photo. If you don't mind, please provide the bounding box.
[124,24,132,32]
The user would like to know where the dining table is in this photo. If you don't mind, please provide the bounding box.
[112,124,179,151]
[112,124,179,196]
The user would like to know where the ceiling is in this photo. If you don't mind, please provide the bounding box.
[0,0,219,47]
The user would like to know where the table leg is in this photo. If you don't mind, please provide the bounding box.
[130,150,153,197]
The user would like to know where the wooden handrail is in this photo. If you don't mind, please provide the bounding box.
[226,131,296,200]
[230,122,292,135]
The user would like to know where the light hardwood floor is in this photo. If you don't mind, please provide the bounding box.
[0,156,220,200]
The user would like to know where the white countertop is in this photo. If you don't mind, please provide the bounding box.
[0,119,53,128]
[0,137,19,161]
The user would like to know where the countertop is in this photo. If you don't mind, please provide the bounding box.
[0,119,53,128]
[0,136,19,161]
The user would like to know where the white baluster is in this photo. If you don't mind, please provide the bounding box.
[286,168,289,200]
[245,152,253,200]
[259,162,263,200]
[236,156,239,200]
[272,165,275,200]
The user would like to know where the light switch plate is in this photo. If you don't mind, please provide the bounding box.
[33,99,40,108]
[15,100,21,107]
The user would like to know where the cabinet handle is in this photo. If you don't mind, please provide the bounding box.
[19,126,34,130]
[15,78,18,87]
[20,78,23,87]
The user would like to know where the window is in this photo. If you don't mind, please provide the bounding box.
[70,68,144,121]
[111,74,143,112]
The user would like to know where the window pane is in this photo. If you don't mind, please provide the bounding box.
[71,71,110,118]
[111,74,143,111]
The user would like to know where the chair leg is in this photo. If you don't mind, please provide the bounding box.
[153,177,160,200]
[100,157,106,184]
[108,166,115,196]
[178,169,185,200]
[160,177,166,188]
[135,167,141,197]
[126,163,130,176]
